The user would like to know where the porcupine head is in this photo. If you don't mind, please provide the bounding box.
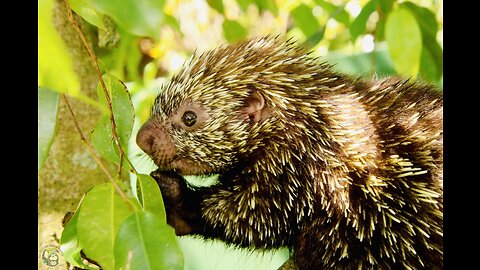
[136,36,327,245]
[136,36,443,269]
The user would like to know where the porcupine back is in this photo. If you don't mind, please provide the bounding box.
[290,76,443,269]
[144,36,443,269]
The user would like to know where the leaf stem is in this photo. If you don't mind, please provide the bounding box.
[62,94,132,211]
[64,0,125,175]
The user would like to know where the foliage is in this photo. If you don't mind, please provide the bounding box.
[38,0,80,96]
[38,87,59,170]
[38,0,442,269]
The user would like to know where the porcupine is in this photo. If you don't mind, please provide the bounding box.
[136,36,443,269]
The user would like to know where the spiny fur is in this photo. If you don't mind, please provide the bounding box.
[139,36,443,269]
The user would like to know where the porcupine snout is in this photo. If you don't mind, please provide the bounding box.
[136,119,177,168]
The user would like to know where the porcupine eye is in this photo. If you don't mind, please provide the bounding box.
[181,110,197,127]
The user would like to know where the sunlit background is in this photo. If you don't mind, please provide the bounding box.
[111,0,443,125]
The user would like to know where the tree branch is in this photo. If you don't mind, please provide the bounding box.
[62,94,132,211]
[64,0,125,174]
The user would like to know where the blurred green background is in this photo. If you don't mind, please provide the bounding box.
[38,0,443,269]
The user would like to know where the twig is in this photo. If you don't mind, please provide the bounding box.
[62,94,132,211]
[64,0,125,174]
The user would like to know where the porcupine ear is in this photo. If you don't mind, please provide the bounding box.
[242,91,267,123]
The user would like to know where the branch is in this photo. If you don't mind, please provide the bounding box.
[64,0,125,174]
[62,94,132,211]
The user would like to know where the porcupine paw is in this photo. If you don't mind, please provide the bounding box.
[150,170,185,203]
[150,170,197,235]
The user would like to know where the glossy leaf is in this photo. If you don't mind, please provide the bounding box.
[420,44,443,83]
[60,209,98,270]
[349,0,378,42]
[114,211,183,270]
[401,2,442,82]
[136,174,167,222]
[400,2,438,36]
[419,46,440,83]
[38,87,59,170]
[91,74,135,169]
[69,0,105,29]
[89,0,165,40]
[91,115,120,166]
[292,4,321,38]
[385,7,422,77]
[223,19,247,43]
[38,0,80,96]
[96,74,135,143]
[77,183,133,270]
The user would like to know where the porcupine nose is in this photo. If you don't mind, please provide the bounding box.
[136,119,176,165]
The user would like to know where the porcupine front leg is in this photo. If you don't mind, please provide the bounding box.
[151,170,206,236]
[151,170,234,238]
[198,175,298,249]
[153,170,296,250]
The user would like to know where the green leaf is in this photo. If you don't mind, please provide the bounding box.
[400,2,442,82]
[419,40,442,82]
[114,211,183,270]
[77,183,133,270]
[38,87,59,170]
[419,45,440,83]
[222,19,247,43]
[91,74,135,168]
[254,0,278,16]
[97,29,140,81]
[374,16,386,41]
[89,0,165,40]
[123,33,143,82]
[69,0,105,29]
[378,0,393,14]
[304,28,325,49]
[38,0,81,96]
[136,174,166,222]
[400,2,438,36]
[349,0,378,42]
[385,7,422,77]
[315,0,350,25]
[207,0,225,14]
[324,44,396,76]
[292,4,321,38]
[60,209,99,270]
[91,115,118,164]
